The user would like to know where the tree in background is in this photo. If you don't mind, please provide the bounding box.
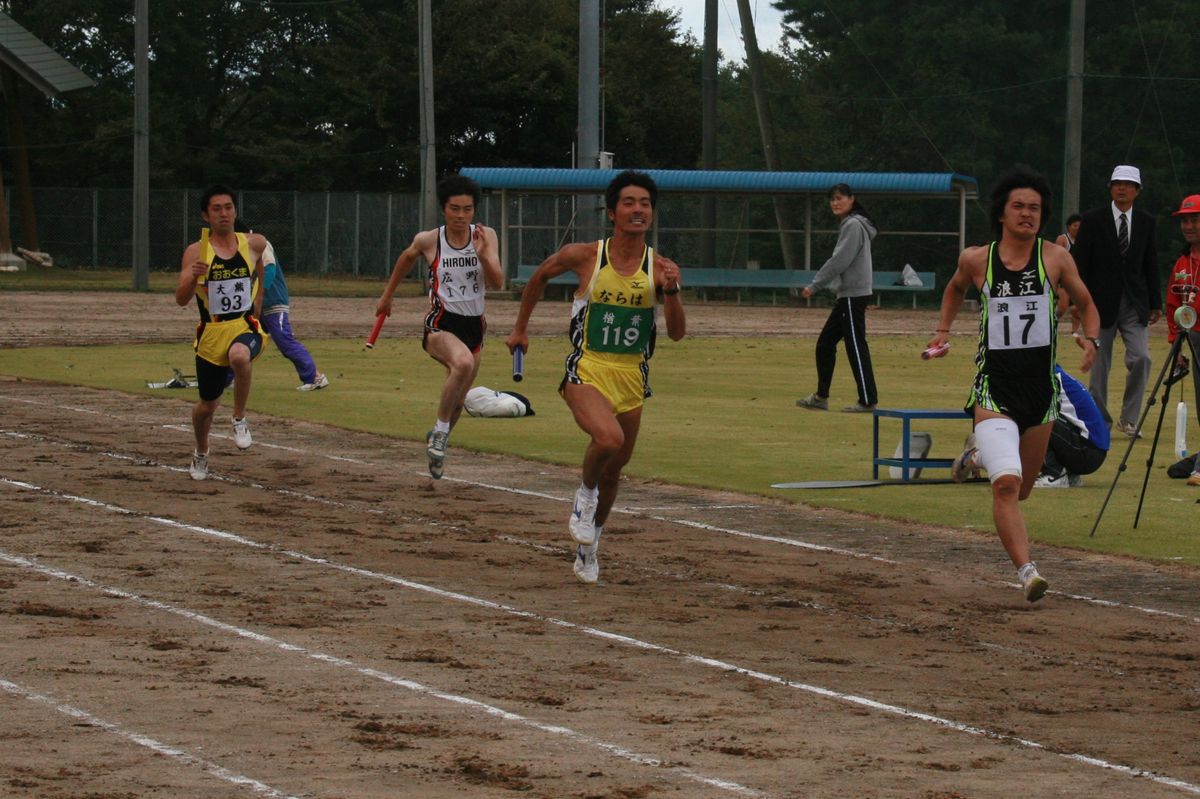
[0,0,701,190]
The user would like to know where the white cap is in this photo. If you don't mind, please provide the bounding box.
[1110,165,1142,186]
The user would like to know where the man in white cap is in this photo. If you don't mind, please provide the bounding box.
[1071,165,1161,436]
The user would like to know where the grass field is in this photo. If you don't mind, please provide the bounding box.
[1,321,1196,565]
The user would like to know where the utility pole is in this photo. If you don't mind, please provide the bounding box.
[700,0,718,268]
[132,0,149,290]
[417,0,437,287]
[735,0,797,269]
[577,0,602,243]
[1062,0,1085,223]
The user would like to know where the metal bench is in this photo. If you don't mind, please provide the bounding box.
[872,407,971,481]
[512,265,938,308]
[871,270,937,308]
[511,265,816,304]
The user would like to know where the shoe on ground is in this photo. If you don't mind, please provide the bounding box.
[573,544,599,583]
[568,485,598,545]
[1018,562,1049,603]
[297,373,330,391]
[1067,473,1083,487]
[1116,420,1142,439]
[189,451,209,481]
[842,402,877,413]
[1033,471,1069,489]
[1188,471,1200,487]
[426,430,448,479]
[232,417,252,450]
[796,393,828,410]
[951,441,979,483]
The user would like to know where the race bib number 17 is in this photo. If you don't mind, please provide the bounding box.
[987,295,1050,350]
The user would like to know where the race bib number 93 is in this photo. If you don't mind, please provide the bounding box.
[207,277,252,315]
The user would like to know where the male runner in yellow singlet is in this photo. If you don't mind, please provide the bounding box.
[506,170,686,584]
[175,185,269,481]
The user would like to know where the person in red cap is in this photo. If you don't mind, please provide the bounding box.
[1167,194,1200,485]
[1072,165,1161,438]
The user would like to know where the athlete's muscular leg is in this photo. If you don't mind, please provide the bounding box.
[425,331,479,427]
[563,383,627,492]
[987,419,1053,568]
[1016,423,1053,500]
[228,342,253,419]
[192,398,219,453]
[594,407,642,528]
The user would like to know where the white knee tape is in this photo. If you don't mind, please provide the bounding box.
[974,417,1022,482]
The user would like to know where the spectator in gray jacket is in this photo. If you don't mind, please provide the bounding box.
[797,183,879,412]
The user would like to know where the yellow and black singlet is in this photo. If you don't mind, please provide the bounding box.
[192,230,265,366]
[564,238,657,392]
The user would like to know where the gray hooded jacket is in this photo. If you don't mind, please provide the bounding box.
[809,212,877,298]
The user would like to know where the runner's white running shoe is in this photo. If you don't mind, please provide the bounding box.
[189,451,209,481]
[426,430,448,479]
[568,485,597,545]
[1018,562,1048,602]
[232,417,252,450]
[573,545,599,583]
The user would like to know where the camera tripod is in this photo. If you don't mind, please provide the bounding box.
[1091,329,1198,536]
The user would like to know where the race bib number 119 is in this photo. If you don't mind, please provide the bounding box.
[586,305,652,354]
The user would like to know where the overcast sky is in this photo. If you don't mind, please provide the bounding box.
[665,0,787,63]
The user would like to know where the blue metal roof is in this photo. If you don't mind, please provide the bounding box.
[460,167,977,196]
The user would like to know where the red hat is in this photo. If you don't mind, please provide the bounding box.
[1173,194,1200,216]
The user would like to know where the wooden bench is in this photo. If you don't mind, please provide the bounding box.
[872,407,971,481]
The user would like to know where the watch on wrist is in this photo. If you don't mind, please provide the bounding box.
[1088,337,1101,349]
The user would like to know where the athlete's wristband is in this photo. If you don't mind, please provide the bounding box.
[663,286,680,296]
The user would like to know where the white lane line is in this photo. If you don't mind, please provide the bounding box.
[0,677,301,799]
[2,429,1085,672]
[4,477,1198,796]
[3,407,1199,620]
[3,424,1199,626]
[0,551,761,798]
[0,433,1147,686]
[160,423,373,464]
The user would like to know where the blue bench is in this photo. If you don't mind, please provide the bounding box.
[511,265,937,307]
[872,407,971,481]
[872,271,937,309]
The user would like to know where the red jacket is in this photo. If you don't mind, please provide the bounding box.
[1166,247,1200,343]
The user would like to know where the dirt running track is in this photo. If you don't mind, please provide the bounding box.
[2,293,1200,798]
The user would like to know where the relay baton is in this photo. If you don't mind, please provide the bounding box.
[365,313,386,349]
[512,345,525,382]
[921,341,950,360]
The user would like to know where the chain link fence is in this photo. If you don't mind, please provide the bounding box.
[16,187,962,287]
[16,188,477,278]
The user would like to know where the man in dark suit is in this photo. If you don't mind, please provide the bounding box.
[1071,164,1161,436]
